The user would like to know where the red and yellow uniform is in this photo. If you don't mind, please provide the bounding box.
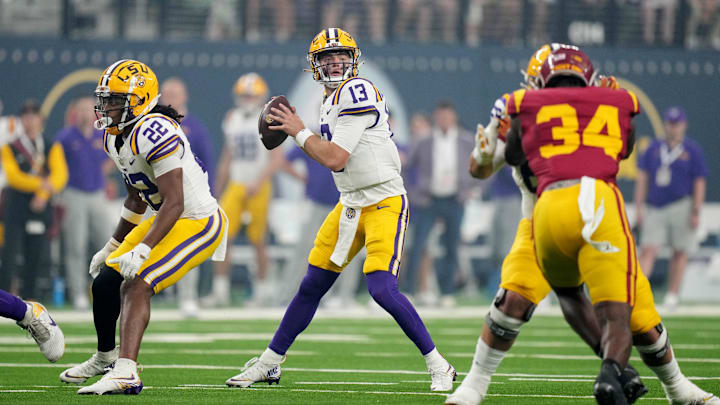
[507,86,648,307]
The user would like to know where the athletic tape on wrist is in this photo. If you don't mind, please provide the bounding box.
[121,206,143,225]
[294,128,313,148]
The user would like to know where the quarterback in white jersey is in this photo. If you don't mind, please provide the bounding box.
[225,28,455,393]
[61,60,227,395]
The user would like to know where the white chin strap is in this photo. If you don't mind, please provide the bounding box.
[94,116,112,130]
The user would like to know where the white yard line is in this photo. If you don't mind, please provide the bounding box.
[5,384,673,401]
[294,381,398,385]
[0,347,316,356]
[0,332,373,345]
[509,378,595,382]
[2,305,719,324]
[3,363,719,381]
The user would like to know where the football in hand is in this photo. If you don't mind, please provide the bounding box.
[258,95,291,150]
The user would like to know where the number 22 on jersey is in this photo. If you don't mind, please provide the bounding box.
[537,104,623,160]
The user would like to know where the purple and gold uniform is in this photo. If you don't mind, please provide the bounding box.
[104,112,227,293]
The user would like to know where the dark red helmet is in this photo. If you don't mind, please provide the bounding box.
[537,46,597,88]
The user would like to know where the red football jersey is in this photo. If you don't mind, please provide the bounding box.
[506,87,640,195]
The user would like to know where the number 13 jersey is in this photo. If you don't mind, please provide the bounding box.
[506,87,640,195]
[103,112,218,219]
[319,77,405,207]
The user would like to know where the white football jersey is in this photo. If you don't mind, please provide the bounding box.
[223,107,268,184]
[320,77,405,207]
[104,113,217,219]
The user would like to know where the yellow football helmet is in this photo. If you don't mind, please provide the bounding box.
[307,28,361,88]
[233,73,269,98]
[522,43,570,89]
[94,59,159,135]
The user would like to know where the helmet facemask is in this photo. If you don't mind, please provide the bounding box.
[309,49,360,88]
[93,86,140,135]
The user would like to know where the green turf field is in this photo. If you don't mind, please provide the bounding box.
[1,312,719,404]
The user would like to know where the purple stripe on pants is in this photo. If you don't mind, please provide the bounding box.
[151,211,223,288]
[139,215,214,279]
[387,195,407,273]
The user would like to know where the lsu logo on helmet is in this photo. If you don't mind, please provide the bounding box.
[94,59,159,135]
[307,28,361,88]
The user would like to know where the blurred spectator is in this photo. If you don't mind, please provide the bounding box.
[685,0,720,49]
[527,0,555,47]
[402,101,474,307]
[160,77,216,191]
[635,106,707,310]
[160,77,217,317]
[203,73,281,307]
[0,100,68,300]
[395,0,460,43]
[206,0,241,40]
[642,0,678,45]
[54,97,114,310]
[245,0,294,43]
[322,0,388,44]
[479,0,522,45]
[68,0,116,38]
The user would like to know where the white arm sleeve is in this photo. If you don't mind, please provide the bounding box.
[330,113,375,154]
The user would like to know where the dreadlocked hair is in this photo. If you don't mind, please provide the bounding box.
[151,104,184,123]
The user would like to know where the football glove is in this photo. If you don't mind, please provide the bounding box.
[598,75,619,89]
[472,118,501,165]
[89,238,121,279]
[107,243,151,281]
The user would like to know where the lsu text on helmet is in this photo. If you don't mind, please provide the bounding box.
[537,46,597,89]
[307,27,361,88]
[94,59,159,135]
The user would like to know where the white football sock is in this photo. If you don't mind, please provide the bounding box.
[463,337,507,394]
[97,347,119,363]
[423,347,446,369]
[213,274,230,300]
[649,356,687,387]
[113,358,137,375]
[260,347,284,364]
[18,302,34,326]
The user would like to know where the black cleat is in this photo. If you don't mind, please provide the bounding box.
[594,360,629,405]
[620,364,649,404]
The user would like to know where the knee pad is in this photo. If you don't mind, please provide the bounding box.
[486,291,526,341]
[635,323,669,359]
[493,288,537,322]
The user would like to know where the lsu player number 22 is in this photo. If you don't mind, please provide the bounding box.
[60,60,228,396]
[225,28,456,393]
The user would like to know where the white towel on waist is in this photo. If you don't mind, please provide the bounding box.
[211,207,229,261]
[578,176,619,253]
[330,205,361,266]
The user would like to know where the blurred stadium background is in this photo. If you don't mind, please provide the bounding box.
[1,0,719,312]
[1,1,720,404]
